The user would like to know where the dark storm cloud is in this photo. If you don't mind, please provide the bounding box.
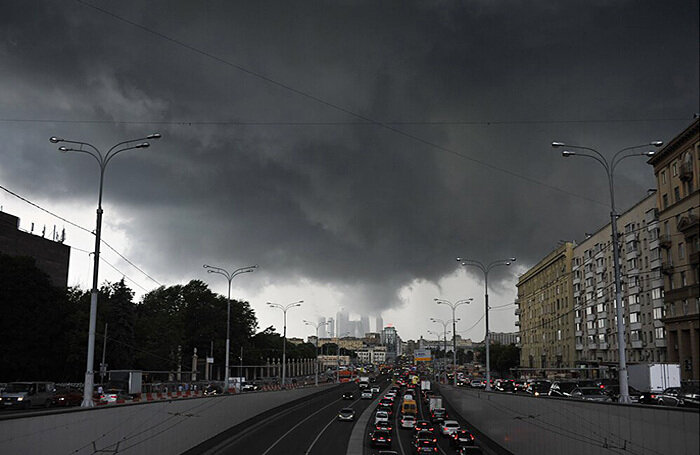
[1,0,697,311]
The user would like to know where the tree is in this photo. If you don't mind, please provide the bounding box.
[99,279,136,370]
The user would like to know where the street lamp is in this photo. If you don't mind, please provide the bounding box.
[430,318,458,384]
[203,264,258,393]
[554,139,662,403]
[304,320,331,386]
[435,298,473,386]
[52,133,160,407]
[268,300,303,387]
[457,256,516,391]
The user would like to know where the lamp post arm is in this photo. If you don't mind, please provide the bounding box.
[105,135,153,155]
[103,144,147,168]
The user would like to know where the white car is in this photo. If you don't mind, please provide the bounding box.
[374,411,389,425]
[361,390,373,399]
[371,386,381,394]
[400,415,416,429]
[440,420,460,437]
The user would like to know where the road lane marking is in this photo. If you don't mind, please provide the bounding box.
[261,396,343,455]
[304,397,362,454]
[393,398,406,455]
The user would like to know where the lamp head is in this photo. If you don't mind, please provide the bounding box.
[644,150,656,157]
[510,257,516,262]
[147,133,162,139]
[562,150,575,157]
[551,141,566,148]
[49,137,63,143]
[650,141,663,147]
[136,142,150,148]
[58,146,69,153]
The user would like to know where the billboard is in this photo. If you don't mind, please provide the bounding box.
[414,349,432,362]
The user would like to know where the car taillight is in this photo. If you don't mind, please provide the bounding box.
[651,394,656,399]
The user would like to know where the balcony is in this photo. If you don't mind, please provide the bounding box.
[598,342,609,350]
[652,298,665,309]
[625,232,637,244]
[679,161,693,181]
[659,234,672,249]
[514,308,521,316]
[629,321,642,332]
[650,257,662,270]
[629,303,641,314]
[631,340,643,349]
[655,339,667,348]
[626,249,639,260]
[514,320,520,327]
[514,298,520,306]
[575,343,584,351]
[661,261,673,275]
[678,214,699,236]
[645,208,659,224]
[587,312,596,322]
[588,342,597,350]
[597,311,607,319]
[574,316,582,324]
[648,238,660,251]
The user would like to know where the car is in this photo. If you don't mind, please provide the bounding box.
[377,451,398,455]
[430,407,447,423]
[99,388,131,404]
[655,387,686,406]
[470,379,483,388]
[602,384,642,403]
[369,430,392,448]
[374,411,390,425]
[451,429,476,447]
[525,381,552,397]
[548,381,579,397]
[337,407,356,421]
[413,420,434,433]
[342,391,354,400]
[457,445,484,454]
[495,381,516,393]
[377,404,393,417]
[0,382,56,409]
[375,421,393,432]
[371,386,381,394]
[51,386,83,407]
[570,387,611,402]
[379,398,394,407]
[361,390,374,399]
[240,383,259,392]
[400,415,416,429]
[440,420,460,437]
[413,429,437,444]
[413,438,439,453]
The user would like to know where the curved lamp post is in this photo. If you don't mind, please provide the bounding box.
[304,319,331,386]
[51,133,160,407]
[268,300,303,387]
[457,257,515,391]
[435,298,473,386]
[554,139,661,403]
[430,317,458,383]
[203,264,258,392]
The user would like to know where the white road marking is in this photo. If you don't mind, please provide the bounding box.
[261,396,344,455]
[304,398,361,454]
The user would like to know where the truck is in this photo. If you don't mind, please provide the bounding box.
[358,376,370,389]
[627,363,681,393]
[420,380,431,392]
[107,370,142,395]
[428,395,443,412]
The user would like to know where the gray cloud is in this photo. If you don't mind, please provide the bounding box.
[1,0,697,317]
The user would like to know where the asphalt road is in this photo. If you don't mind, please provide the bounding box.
[362,383,495,455]
[196,379,391,455]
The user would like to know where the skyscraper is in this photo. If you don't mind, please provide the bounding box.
[327,317,335,337]
[318,317,328,338]
[375,315,384,333]
[360,315,370,338]
[336,309,349,337]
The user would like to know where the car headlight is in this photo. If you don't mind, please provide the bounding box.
[17,397,24,401]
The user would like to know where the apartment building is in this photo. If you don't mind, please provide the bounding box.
[516,242,575,369]
[647,119,699,381]
[572,193,666,371]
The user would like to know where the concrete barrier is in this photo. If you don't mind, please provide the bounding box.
[0,383,338,455]
[440,385,699,455]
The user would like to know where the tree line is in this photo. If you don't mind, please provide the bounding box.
[0,253,318,382]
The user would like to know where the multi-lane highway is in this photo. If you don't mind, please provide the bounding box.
[185,376,496,455]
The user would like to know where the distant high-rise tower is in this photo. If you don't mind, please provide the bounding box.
[336,309,349,337]
[327,317,335,337]
[360,315,370,338]
[375,315,384,333]
[318,317,328,338]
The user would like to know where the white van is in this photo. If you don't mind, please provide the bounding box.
[0,382,56,409]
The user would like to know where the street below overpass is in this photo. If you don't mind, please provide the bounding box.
[186,376,499,455]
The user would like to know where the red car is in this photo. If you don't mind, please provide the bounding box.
[51,387,83,407]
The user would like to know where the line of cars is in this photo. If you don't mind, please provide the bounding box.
[0,381,142,410]
[466,377,700,407]
[368,380,479,454]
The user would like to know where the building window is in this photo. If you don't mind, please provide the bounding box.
[674,186,681,202]
[655,327,665,340]
[662,194,668,208]
[678,242,685,259]
[597,319,606,328]
[629,312,641,324]
[672,162,678,176]
[661,170,666,184]
[653,307,664,320]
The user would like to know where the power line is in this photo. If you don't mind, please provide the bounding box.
[0,116,691,126]
[0,182,162,286]
[74,0,626,209]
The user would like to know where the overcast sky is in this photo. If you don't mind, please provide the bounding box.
[1,0,697,342]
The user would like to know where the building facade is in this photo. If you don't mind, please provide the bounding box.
[516,242,575,369]
[0,211,70,287]
[648,119,700,381]
[490,332,519,345]
[356,346,387,365]
[572,193,667,370]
